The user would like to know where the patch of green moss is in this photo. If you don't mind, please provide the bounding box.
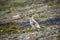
[40,27,45,30]
[4,25,18,33]
[40,14,48,18]
[34,15,39,19]
[34,14,51,20]
[0,25,18,34]
[55,14,60,18]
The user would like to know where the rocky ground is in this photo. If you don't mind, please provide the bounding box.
[0,25,60,40]
[0,0,60,40]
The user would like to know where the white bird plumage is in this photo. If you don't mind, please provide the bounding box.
[30,15,40,29]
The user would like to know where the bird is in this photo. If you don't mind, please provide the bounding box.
[29,15,40,29]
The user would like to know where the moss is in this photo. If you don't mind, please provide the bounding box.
[34,15,39,19]
[40,14,48,18]
[0,27,6,34]
[34,14,51,20]
[4,25,18,33]
[0,25,18,34]
[55,14,60,18]
[40,27,45,30]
